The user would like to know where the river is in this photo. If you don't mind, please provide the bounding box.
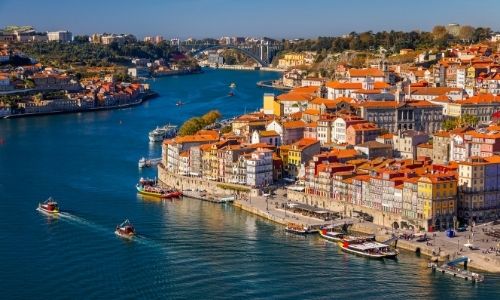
[0,69,499,299]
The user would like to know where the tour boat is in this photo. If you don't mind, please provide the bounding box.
[37,197,59,214]
[148,124,178,142]
[285,222,315,234]
[319,228,347,242]
[136,182,182,199]
[338,240,398,259]
[115,219,135,239]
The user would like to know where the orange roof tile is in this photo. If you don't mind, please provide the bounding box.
[283,120,306,129]
[348,68,385,77]
[258,130,280,137]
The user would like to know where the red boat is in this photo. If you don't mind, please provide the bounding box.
[37,197,59,214]
[115,219,135,239]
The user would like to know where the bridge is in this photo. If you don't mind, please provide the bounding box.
[181,41,282,67]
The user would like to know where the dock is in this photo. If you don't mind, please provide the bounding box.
[182,190,235,203]
[138,157,161,168]
[429,256,484,283]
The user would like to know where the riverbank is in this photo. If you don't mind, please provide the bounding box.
[1,91,158,119]
[203,64,283,72]
[159,167,500,273]
[256,80,292,91]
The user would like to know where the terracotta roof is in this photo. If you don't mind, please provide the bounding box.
[349,122,379,132]
[379,133,394,139]
[303,108,321,115]
[348,68,385,77]
[433,131,451,138]
[456,93,500,105]
[325,81,390,90]
[411,87,462,96]
[277,92,312,102]
[258,130,279,137]
[290,86,319,94]
[283,120,306,129]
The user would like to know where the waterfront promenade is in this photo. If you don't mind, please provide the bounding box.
[160,165,500,273]
[237,188,500,273]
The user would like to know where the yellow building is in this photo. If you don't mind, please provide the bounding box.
[278,53,306,69]
[418,174,457,231]
[263,93,275,114]
[280,138,320,178]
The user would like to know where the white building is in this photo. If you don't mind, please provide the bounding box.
[251,130,281,146]
[47,31,72,42]
[246,148,273,187]
[456,68,466,89]
[332,118,347,143]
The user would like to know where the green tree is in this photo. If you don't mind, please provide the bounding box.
[201,110,221,124]
[178,110,221,136]
[442,118,457,131]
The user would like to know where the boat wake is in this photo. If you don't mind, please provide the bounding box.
[57,212,109,235]
[39,210,166,250]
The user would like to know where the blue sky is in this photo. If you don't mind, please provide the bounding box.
[0,0,499,39]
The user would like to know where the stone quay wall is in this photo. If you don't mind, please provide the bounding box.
[157,164,256,198]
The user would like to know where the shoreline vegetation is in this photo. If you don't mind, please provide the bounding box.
[178,110,222,136]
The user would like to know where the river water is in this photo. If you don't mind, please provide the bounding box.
[0,69,499,299]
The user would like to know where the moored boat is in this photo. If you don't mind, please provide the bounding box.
[319,228,347,242]
[37,197,59,214]
[136,180,182,199]
[148,124,177,142]
[115,219,135,239]
[338,240,398,259]
[285,222,315,234]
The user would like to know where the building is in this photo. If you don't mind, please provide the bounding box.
[278,53,306,69]
[418,173,457,231]
[393,130,429,159]
[246,148,273,187]
[47,31,72,42]
[281,138,320,178]
[354,141,393,159]
[458,156,500,224]
[357,100,444,134]
[347,68,386,83]
[251,130,281,146]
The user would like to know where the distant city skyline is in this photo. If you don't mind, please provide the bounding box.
[1,0,499,39]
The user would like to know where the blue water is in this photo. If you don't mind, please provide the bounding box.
[1,69,499,299]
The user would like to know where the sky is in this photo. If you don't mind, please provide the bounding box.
[0,0,499,39]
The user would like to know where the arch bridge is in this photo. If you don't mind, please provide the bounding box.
[185,43,281,67]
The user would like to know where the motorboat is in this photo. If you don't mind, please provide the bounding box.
[176,100,184,106]
[115,219,135,239]
[37,197,59,214]
[338,240,398,259]
[229,82,236,88]
[228,92,234,97]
